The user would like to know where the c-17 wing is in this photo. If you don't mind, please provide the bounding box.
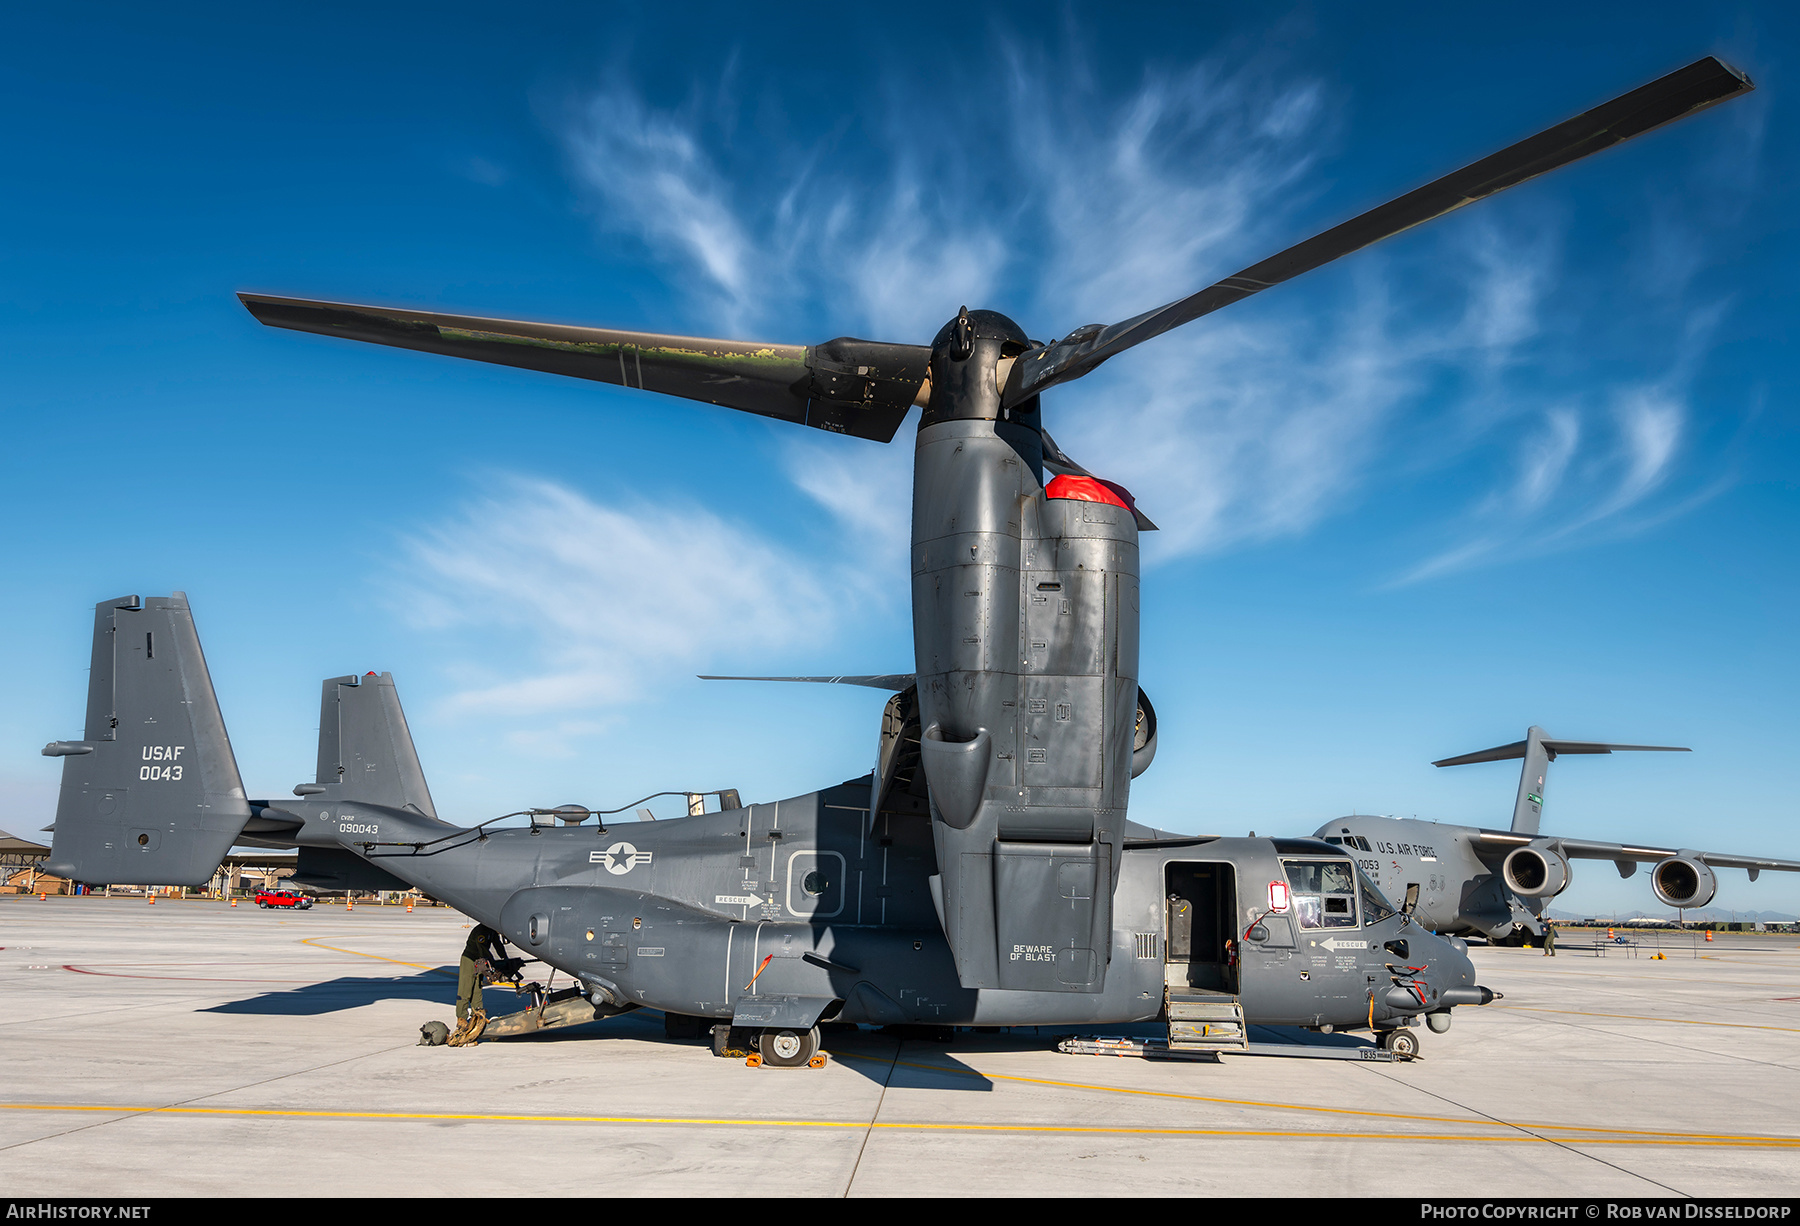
[1470,830,1800,878]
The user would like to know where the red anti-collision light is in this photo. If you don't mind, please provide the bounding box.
[1045,474,1137,511]
[1268,881,1291,913]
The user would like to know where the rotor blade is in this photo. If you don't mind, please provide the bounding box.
[1006,56,1753,407]
[239,294,931,443]
[698,674,915,691]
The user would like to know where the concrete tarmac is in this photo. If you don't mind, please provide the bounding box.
[2,896,1796,1197]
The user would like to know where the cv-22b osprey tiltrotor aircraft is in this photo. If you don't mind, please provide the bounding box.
[45,58,1754,1063]
[1317,727,1800,943]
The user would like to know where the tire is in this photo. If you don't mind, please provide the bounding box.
[1384,1029,1419,1059]
[757,1026,821,1068]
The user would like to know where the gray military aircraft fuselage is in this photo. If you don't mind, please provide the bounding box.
[48,596,1485,1058]
[1314,727,1800,941]
[297,772,1474,1037]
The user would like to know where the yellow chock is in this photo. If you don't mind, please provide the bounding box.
[745,1052,763,1068]
[1652,951,1666,960]
[808,1053,829,1069]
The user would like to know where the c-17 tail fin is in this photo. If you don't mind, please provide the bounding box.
[1433,725,1689,836]
[43,594,252,886]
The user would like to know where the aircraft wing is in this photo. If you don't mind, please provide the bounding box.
[1471,830,1800,874]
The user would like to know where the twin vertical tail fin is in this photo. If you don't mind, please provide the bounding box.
[1432,726,1690,836]
[304,673,438,816]
[43,594,252,886]
[287,672,441,894]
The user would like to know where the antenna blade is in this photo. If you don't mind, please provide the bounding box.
[1007,56,1753,406]
[698,674,915,690]
[240,294,929,443]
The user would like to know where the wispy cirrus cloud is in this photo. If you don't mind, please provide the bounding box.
[400,477,834,732]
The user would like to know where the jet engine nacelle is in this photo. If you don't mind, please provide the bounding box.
[1651,853,1716,909]
[1502,843,1572,898]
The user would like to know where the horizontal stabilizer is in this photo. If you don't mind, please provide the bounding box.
[1436,725,1691,836]
[44,594,251,886]
[1434,739,1689,767]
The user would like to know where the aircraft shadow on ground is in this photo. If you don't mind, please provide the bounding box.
[202,969,502,1016]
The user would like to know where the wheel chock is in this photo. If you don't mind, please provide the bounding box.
[807,1053,828,1069]
[745,1052,763,1068]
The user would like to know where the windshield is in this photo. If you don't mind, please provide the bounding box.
[1282,859,1358,929]
[1356,865,1397,924]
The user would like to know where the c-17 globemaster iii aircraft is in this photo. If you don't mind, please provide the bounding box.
[1315,726,1800,942]
[43,58,1756,1062]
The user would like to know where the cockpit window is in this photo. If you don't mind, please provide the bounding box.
[1282,859,1358,929]
[1356,865,1396,924]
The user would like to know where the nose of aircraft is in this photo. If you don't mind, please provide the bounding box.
[1425,932,1496,1010]
[1382,929,1494,1015]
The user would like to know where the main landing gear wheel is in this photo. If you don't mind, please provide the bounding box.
[758,1026,821,1068]
[1380,1029,1419,1059]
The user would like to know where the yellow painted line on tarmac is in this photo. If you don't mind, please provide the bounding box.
[300,936,450,975]
[832,1053,1799,1144]
[1500,1005,1800,1034]
[0,1101,1794,1147]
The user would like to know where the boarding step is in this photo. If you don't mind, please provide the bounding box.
[1057,1035,1398,1063]
[1164,989,1248,1051]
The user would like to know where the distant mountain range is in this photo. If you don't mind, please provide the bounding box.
[1542,906,1798,924]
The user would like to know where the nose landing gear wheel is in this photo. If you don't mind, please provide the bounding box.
[1379,1028,1419,1059]
[758,1026,821,1068]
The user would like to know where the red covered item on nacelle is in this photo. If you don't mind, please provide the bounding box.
[1044,474,1139,512]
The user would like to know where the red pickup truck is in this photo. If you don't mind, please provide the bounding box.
[255,890,314,910]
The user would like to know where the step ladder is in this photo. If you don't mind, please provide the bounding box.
[1165,988,1248,1052]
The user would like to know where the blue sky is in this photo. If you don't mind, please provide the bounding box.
[3,3,1796,918]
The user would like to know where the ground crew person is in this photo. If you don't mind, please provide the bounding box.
[450,924,503,1046]
[1542,922,1557,957]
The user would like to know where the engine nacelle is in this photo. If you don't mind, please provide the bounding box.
[1651,854,1716,909]
[1502,843,1572,898]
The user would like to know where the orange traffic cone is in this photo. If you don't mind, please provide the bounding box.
[346,898,354,910]
[1607,928,1615,940]
[405,900,414,913]
[148,894,156,906]
[1705,929,1714,942]
[230,897,238,907]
